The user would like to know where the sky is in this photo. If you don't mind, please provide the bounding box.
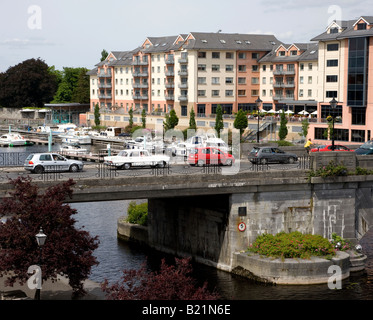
[0,0,372,72]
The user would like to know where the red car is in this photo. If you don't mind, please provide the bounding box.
[187,147,235,166]
[310,144,354,152]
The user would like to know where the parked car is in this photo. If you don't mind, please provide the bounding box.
[24,153,84,174]
[310,144,354,152]
[355,141,373,155]
[248,147,298,164]
[104,149,170,170]
[187,147,234,166]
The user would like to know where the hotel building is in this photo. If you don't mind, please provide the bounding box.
[86,16,373,143]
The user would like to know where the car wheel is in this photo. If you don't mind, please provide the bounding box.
[69,164,79,172]
[157,161,165,168]
[197,160,205,167]
[288,157,295,164]
[123,163,131,170]
[34,165,44,174]
[260,158,268,165]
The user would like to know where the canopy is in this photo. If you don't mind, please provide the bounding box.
[298,110,309,115]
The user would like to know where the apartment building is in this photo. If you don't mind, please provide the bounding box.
[258,42,319,113]
[310,16,373,143]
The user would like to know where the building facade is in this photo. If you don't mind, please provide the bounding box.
[87,16,373,144]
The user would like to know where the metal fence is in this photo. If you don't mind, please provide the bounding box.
[0,152,311,182]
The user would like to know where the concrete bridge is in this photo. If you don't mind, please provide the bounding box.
[1,156,372,272]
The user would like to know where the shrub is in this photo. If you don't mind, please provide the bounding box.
[126,201,148,226]
[308,160,348,181]
[330,232,351,251]
[248,231,336,260]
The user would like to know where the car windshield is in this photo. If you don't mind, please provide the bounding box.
[118,150,128,156]
[360,141,373,149]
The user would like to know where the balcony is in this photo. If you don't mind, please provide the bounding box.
[98,72,112,78]
[178,83,188,89]
[178,57,188,64]
[273,70,295,76]
[178,95,188,101]
[165,83,175,88]
[98,83,112,88]
[133,83,149,89]
[165,71,175,77]
[132,60,148,66]
[98,94,112,99]
[165,95,175,101]
[273,82,284,88]
[165,58,175,64]
[132,95,149,100]
[132,71,148,77]
[178,70,188,76]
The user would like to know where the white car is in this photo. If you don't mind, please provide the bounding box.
[24,153,84,174]
[104,149,170,170]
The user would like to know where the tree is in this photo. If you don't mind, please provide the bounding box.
[0,58,58,108]
[278,111,288,141]
[188,108,197,131]
[129,107,134,127]
[94,103,100,127]
[101,49,109,62]
[71,68,90,104]
[214,105,224,138]
[164,109,179,131]
[141,108,146,128]
[300,118,310,139]
[102,257,220,300]
[0,177,99,297]
[233,109,248,137]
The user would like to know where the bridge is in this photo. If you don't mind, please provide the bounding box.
[1,152,373,272]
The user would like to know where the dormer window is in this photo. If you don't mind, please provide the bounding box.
[290,50,297,56]
[357,23,367,30]
[278,51,285,57]
[330,27,339,34]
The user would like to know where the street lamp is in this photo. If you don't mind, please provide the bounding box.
[329,98,338,150]
[255,97,262,143]
[35,228,47,300]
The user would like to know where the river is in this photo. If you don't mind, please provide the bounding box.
[2,142,373,300]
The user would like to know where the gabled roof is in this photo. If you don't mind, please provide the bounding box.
[311,16,373,41]
[258,43,318,63]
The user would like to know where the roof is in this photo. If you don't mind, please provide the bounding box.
[258,43,318,63]
[182,32,282,51]
[311,16,373,41]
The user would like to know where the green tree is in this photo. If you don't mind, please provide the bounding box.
[233,109,248,137]
[188,108,197,130]
[164,109,179,131]
[141,108,146,128]
[71,68,90,104]
[214,105,224,138]
[0,58,58,108]
[278,111,288,141]
[300,118,310,138]
[101,49,109,62]
[129,107,134,126]
[94,103,100,126]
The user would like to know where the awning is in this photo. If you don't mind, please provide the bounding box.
[21,109,35,112]
[278,100,318,106]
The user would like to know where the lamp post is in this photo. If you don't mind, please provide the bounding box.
[329,98,338,150]
[255,97,262,143]
[35,228,47,300]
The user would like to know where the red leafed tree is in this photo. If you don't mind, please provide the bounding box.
[0,177,99,297]
[101,257,220,300]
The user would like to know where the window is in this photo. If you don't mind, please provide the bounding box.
[226,65,234,71]
[326,75,338,82]
[279,51,285,56]
[252,65,259,72]
[262,77,266,84]
[308,76,312,84]
[351,107,366,125]
[308,89,312,97]
[212,77,220,84]
[238,77,246,84]
[212,65,220,71]
[198,52,206,58]
[251,90,259,96]
[198,77,206,84]
[262,89,266,97]
[330,27,339,34]
[252,53,259,59]
[357,23,367,30]
[226,52,234,59]
[300,63,304,71]
[327,43,339,51]
[181,106,188,116]
[238,90,246,96]
[290,50,297,56]
[300,76,304,84]
[225,90,233,96]
[351,130,365,142]
[308,63,313,71]
[198,90,206,97]
[327,59,338,67]
[212,52,220,59]
[198,64,206,71]
[299,89,303,97]
[238,53,246,59]
[225,77,233,84]
[262,65,267,71]
[326,91,338,98]
[251,77,259,84]
[212,90,219,97]
[238,65,246,72]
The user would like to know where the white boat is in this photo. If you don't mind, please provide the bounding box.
[58,130,92,145]
[37,123,77,135]
[0,133,28,146]
[60,144,88,155]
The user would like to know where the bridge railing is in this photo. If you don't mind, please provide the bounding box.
[0,152,311,182]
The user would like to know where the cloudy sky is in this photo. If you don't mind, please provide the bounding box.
[0,0,372,72]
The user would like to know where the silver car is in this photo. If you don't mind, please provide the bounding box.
[24,153,84,174]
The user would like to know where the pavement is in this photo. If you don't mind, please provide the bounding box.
[0,274,106,300]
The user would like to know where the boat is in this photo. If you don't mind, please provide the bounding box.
[60,144,88,155]
[37,123,77,135]
[58,130,92,145]
[0,133,29,146]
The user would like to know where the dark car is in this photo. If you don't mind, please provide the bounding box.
[355,141,373,155]
[248,147,298,164]
[310,144,354,152]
